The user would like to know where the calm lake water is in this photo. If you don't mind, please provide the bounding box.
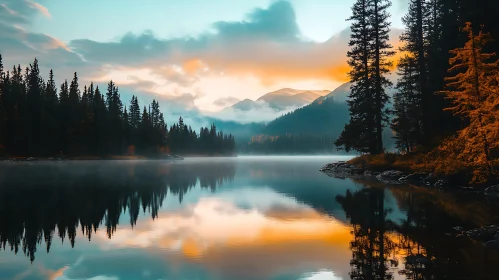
[1,156,499,280]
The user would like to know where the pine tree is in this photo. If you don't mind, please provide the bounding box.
[440,22,499,183]
[26,58,43,155]
[0,54,237,157]
[0,54,4,150]
[336,0,375,153]
[391,55,421,152]
[128,96,141,128]
[0,54,3,79]
[370,0,395,153]
[335,0,394,154]
[44,69,58,155]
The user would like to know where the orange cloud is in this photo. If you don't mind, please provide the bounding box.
[183,59,205,76]
[93,197,353,279]
[26,0,51,18]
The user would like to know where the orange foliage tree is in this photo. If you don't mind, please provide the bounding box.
[439,22,499,183]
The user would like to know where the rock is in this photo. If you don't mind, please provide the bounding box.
[376,170,405,184]
[453,226,465,232]
[484,185,499,197]
[320,161,365,178]
[484,240,499,250]
[399,173,428,184]
[466,225,499,242]
[434,178,448,187]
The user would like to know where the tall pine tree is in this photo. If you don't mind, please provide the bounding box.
[336,0,394,154]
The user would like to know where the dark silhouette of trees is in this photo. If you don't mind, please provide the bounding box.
[0,55,236,157]
[336,0,394,154]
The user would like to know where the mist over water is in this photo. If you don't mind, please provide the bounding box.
[0,157,498,280]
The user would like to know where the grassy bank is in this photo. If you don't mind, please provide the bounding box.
[347,152,498,188]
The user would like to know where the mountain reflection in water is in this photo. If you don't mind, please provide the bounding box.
[0,157,498,280]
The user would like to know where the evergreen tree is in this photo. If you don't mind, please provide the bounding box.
[0,54,236,158]
[337,0,374,153]
[391,55,421,152]
[0,54,4,150]
[336,0,394,154]
[26,58,43,155]
[44,69,59,155]
[370,0,395,153]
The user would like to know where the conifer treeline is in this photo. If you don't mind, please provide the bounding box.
[336,0,499,182]
[0,55,236,157]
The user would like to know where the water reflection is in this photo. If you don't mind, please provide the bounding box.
[0,160,235,262]
[0,158,498,280]
[338,177,499,280]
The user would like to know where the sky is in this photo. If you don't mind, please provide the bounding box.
[0,0,407,115]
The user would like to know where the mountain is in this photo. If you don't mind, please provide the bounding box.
[315,82,352,103]
[238,82,397,153]
[207,82,396,153]
[230,98,266,111]
[261,93,350,136]
[256,88,330,110]
[222,88,330,114]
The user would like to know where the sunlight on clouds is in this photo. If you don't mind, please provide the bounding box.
[26,0,51,18]
[94,197,352,259]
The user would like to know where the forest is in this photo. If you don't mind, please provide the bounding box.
[335,0,499,185]
[0,55,236,158]
[240,134,343,154]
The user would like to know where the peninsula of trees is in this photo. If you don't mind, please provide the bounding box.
[335,0,499,185]
[0,55,236,158]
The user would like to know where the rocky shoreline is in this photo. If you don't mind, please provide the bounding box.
[320,161,499,197]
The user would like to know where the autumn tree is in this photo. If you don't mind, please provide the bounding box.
[440,22,499,183]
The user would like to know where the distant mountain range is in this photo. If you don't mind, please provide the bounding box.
[210,82,397,152]
[224,88,330,112]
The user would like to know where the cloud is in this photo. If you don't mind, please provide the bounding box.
[207,101,299,123]
[59,190,353,280]
[26,0,51,18]
[0,0,404,124]
[68,1,403,88]
[213,96,241,107]
[0,0,50,24]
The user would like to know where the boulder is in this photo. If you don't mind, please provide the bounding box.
[452,226,465,233]
[376,170,405,184]
[466,225,499,242]
[484,240,499,250]
[399,173,428,184]
[484,185,499,197]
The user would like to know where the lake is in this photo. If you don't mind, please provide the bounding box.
[0,156,498,280]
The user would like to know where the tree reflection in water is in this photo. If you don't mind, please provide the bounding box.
[337,178,499,280]
[0,161,235,262]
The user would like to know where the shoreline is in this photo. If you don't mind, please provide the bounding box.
[0,155,184,162]
[0,153,241,162]
[319,160,499,197]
